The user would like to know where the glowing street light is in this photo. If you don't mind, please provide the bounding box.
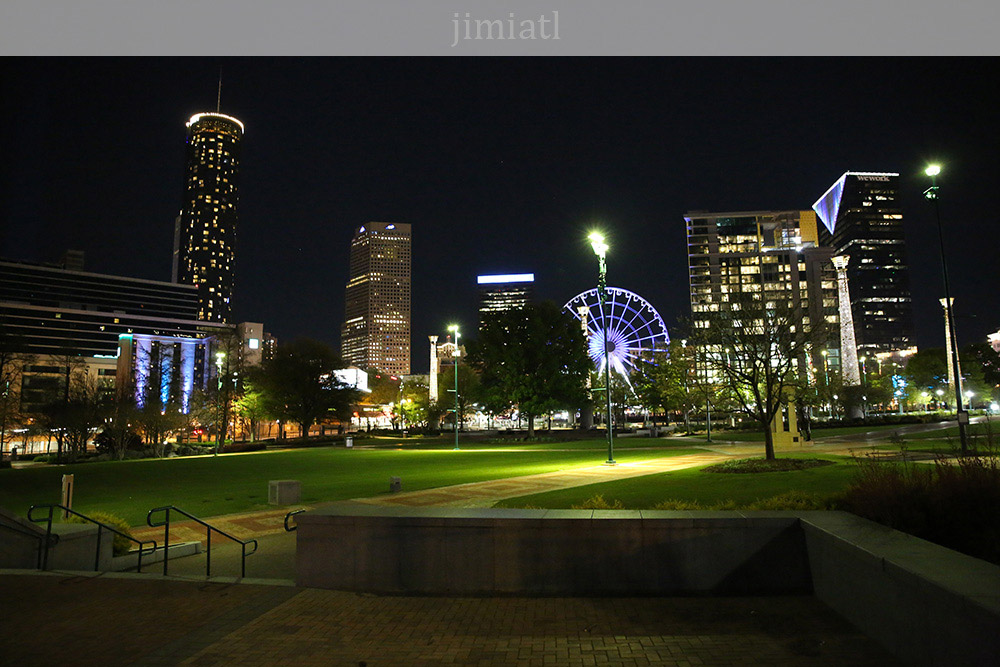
[447,324,461,450]
[588,231,615,465]
[924,163,969,455]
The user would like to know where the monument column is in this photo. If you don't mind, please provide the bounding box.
[428,335,439,403]
[833,256,863,419]
[940,298,962,396]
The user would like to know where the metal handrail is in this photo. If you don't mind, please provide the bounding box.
[146,506,259,578]
[284,509,306,532]
[27,504,157,573]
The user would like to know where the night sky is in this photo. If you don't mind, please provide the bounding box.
[2,58,997,372]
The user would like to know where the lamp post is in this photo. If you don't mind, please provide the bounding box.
[859,355,867,419]
[588,232,615,465]
[447,324,461,450]
[925,164,969,455]
[214,351,226,455]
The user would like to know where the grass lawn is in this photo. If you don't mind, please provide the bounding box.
[494,456,858,509]
[0,441,706,527]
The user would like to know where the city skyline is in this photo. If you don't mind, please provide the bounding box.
[2,58,997,372]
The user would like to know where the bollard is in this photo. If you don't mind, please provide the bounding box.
[61,474,74,518]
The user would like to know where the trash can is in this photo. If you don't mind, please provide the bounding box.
[345,437,353,448]
[389,476,402,493]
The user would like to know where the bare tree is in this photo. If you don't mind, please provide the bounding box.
[689,292,827,459]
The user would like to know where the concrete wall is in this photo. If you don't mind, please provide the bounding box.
[296,505,1000,666]
[295,504,810,595]
[801,512,1000,667]
[1,507,112,571]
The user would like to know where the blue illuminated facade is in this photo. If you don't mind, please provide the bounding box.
[118,333,211,414]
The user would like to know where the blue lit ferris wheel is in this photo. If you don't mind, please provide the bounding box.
[563,287,670,378]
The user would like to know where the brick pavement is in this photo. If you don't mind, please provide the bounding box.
[0,572,897,666]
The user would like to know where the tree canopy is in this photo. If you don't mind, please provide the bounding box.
[466,301,590,436]
[254,338,359,437]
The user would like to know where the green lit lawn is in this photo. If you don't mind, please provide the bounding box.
[0,441,706,526]
[495,456,858,509]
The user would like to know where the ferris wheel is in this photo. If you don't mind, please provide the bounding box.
[563,287,670,378]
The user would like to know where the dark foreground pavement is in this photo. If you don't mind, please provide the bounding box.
[1,571,897,666]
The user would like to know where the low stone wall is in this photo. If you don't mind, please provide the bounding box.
[801,511,1000,667]
[1,508,111,571]
[296,505,1000,666]
[295,504,811,595]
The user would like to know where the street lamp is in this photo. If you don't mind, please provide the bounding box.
[447,324,461,450]
[859,355,868,419]
[588,231,615,465]
[925,164,969,455]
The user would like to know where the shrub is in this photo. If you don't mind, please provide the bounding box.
[571,494,624,510]
[703,457,833,473]
[839,450,1000,565]
[176,444,213,457]
[0,460,11,469]
[33,454,54,463]
[219,442,266,454]
[67,511,135,556]
[94,427,143,458]
[653,499,703,510]
[743,491,830,510]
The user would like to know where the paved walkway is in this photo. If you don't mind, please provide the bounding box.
[130,453,737,545]
[0,572,896,666]
[359,453,734,508]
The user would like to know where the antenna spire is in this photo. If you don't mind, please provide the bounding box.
[216,69,222,113]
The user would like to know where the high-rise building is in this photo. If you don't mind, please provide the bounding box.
[173,112,244,323]
[685,209,840,370]
[0,258,225,357]
[477,273,534,328]
[812,172,916,357]
[340,222,411,375]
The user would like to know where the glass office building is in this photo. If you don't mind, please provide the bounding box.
[813,172,916,356]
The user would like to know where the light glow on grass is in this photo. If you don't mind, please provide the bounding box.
[0,442,704,526]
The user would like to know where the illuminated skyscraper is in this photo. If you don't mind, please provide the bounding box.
[685,209,840,370]
[477,273,534,328]
[813,172,916,357]
[173,112,244,323]
[341,222,411,375]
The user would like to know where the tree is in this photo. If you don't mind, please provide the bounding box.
[255,338,360,438]
[466,301,590,437]
[436,363,481,430]
[631,344,672,426]
[233,380,269,442]
[399,376,431,428]
[34,354,91,463]
[904,348,948,393]
[689,292,827,460]
[98,393,141,460]
[0,324,34,460]
[205,331,244,451]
